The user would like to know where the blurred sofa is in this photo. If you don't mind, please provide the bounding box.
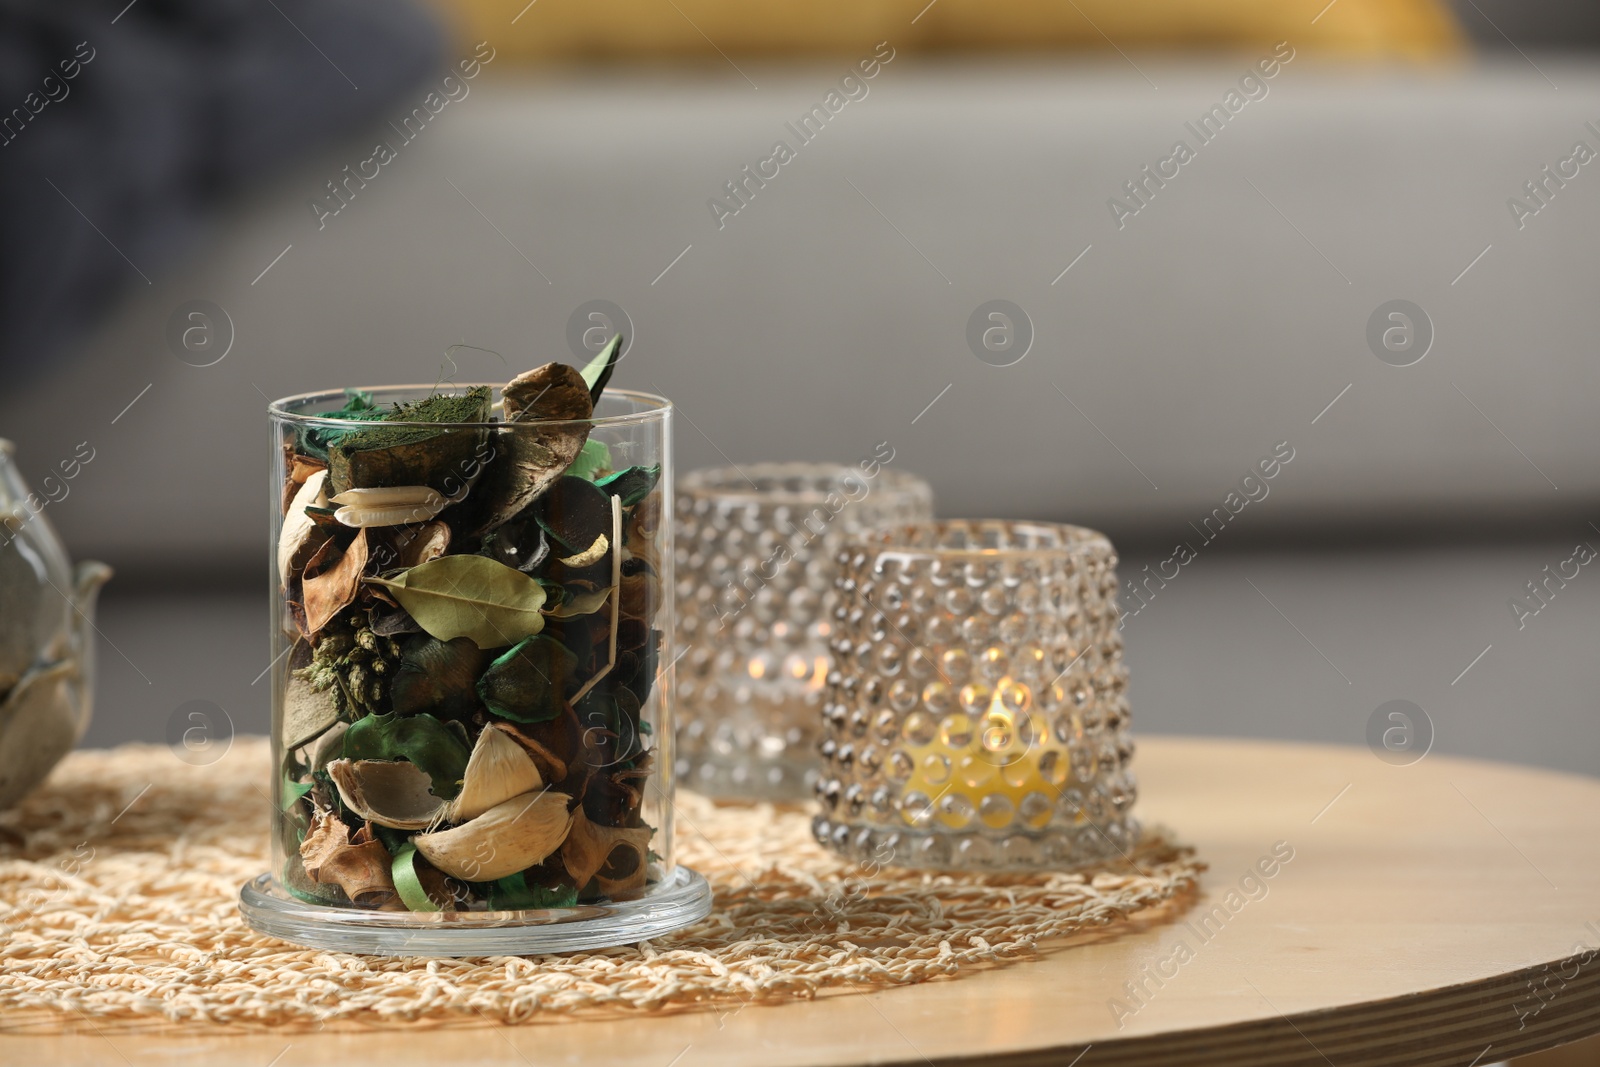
[3,53,1597,775]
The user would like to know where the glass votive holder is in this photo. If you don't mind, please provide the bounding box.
[813,520,1138,871]
[242,383,710,955]
[674,462,933,800]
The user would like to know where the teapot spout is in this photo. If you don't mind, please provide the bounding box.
[72,561,113,635]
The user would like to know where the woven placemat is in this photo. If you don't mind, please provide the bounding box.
[0,738,1201,1034]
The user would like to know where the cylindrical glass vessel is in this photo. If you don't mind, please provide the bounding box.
[814,520,1138,871]
[674,463,933,800]
[242,385,709,955]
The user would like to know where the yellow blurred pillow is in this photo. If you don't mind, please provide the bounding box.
[430,0,1463,62]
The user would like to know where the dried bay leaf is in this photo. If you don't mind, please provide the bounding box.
[367,555,547,650]
[302,528,369,635]
[545,584,612,619]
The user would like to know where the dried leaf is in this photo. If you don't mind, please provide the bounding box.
[300,809,401,908]
[565,438,612,482]
[282,671,341,750]
[302,529,369,635]
[367,555,547,650]
[535,476,611,553]
[578,334,622,404]
[476,635,579,723]
[278,470,329,586]
[595,465,659,507]
[389,634,490,719]
[545,585,613,618]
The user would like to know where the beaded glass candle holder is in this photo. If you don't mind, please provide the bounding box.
[674,463,933,800]
[814,520,1138,871]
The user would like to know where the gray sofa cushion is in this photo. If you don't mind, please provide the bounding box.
[4,59,1596,570]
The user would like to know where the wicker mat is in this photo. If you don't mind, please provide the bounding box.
[0,738,1201,1034]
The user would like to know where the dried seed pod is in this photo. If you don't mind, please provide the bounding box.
[412,789,573,882]
[471,363,593,533]
[300,808,401,908]
[332,486,449,528]
[327,758,445,830]
[448,723,544,822]
[561,807,651,890]
[489,720,571,784]
[392,520,452,568]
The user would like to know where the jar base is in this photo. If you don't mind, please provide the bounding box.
[238,865,712,956]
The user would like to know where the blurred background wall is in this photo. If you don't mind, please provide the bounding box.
[1,0,1596,776]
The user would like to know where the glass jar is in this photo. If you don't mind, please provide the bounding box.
[814,520,1138,871]
[241,385,709,954]
[674,463,933,800]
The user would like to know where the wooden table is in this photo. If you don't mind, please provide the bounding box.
[7,737,1599,1066]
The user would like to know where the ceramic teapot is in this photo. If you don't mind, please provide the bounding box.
[0,439,111,809]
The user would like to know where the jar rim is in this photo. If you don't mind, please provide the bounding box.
[268,384,672,430]
[855,519,1115,559]
[680,462,928,504]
